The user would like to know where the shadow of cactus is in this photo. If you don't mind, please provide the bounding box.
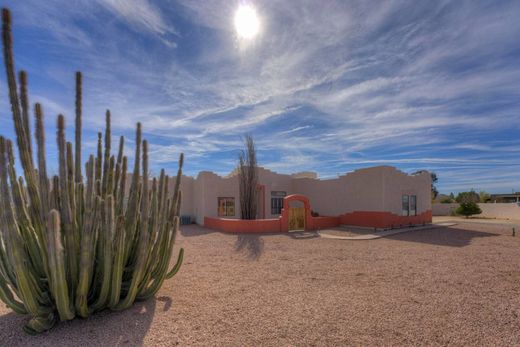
[0,8,184,334]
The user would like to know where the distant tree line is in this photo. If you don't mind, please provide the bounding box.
[439,190,490,204]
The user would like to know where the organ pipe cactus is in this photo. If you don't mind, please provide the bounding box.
[0,8,184,334]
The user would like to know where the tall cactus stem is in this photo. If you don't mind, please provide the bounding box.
[74,71,82,183]
[102,110,111,196]
[57,115,78,297]
[18,70,32,158]
[95,132,102,181]
[34,103,49,217]
[45,210,74,321]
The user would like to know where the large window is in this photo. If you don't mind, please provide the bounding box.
[271,191,287,215]
[410,195,417,216]
[402,195,417,216]
[402,195,409,216]
[218,197,235,217]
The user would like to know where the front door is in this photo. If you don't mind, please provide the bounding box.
[288,207,305,231]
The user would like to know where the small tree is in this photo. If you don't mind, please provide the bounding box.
[456,202,482,218]
[479,191,491,203]
[455,190,480,204]
[238,135,258,220]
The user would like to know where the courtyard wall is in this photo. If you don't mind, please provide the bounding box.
[433,203,520,220]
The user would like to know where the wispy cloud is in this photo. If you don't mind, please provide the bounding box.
[97,0,178,46]
[1,0,519,192]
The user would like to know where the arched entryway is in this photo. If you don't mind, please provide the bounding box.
[280,194,311,232]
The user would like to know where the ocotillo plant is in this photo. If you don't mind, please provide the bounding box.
[0,8,184,334]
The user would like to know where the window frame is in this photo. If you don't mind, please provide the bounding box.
[402,195,410,216]
[218,197,235,217]
[270,191,287,215]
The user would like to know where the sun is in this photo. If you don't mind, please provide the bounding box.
[234,4,260,39]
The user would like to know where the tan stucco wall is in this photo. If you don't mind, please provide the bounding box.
[257,168,294,219]
[175,165,431,223]
[433,203,520,220]
[293,167,385,216]
[293,166,430,216]
[176,175,194,217]
[381,167,431,215]
[189,172,240,224]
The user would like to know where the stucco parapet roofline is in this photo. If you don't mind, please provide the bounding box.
[187,165,429,182]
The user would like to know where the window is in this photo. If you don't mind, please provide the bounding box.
[218,197,235,217]
[271,191,287,215]
[402,195,409,216]
[410,195,417,216]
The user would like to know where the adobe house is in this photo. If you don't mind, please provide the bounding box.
[174,166,432,233]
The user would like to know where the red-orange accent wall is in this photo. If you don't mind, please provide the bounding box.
[204,211,432,233]
[204,216,281,233]
[339,210,432,229]
[308,216,341,230]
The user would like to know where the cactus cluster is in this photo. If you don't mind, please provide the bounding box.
[0,8,184,334]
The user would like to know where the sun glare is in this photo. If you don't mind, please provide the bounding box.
[234,4,260,39]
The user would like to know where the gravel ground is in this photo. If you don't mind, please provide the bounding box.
[1,221,520,346]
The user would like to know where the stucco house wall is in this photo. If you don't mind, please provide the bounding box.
[292,166,431,218]
[176,165,430,226]
[256,167,294,219]
[176,175,194,217]
[191,171,240,224]
[381,167,431,215]
[293,167,386,216]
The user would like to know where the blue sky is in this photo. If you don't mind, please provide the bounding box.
[0,0,519,194]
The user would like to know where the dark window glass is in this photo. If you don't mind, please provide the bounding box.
[410,195,417,216]
[271,197,284,215]
[270,191,286,215]
[402,195,409,216]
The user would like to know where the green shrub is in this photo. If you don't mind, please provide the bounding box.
[0,8,184,334]
[455,191,480,204]
[456,202,482,218]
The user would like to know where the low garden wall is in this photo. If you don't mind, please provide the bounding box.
[204,216,281,233]
[340,210,432,229]
[203,211,432,233]
[204,215,341,233]
[432,203,520,220]
[308,216,341,230]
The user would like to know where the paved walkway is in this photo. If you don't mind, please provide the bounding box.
[318,222,457,240]
[433,216,520,226]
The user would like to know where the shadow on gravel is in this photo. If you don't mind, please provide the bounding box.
[235,234,264,260]
[387,226,497,247]
[0,298,158,347]
[180,224,215,237]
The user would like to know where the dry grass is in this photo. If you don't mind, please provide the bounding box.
[1,221,520,346]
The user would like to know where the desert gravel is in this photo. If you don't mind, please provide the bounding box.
[1,221,519,346]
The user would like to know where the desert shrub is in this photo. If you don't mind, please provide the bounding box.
[456,202,482,218]
[455,191,479,204]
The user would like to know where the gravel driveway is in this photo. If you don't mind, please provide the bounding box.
[1,221,519,346]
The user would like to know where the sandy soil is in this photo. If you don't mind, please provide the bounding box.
[1,221,520,346]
